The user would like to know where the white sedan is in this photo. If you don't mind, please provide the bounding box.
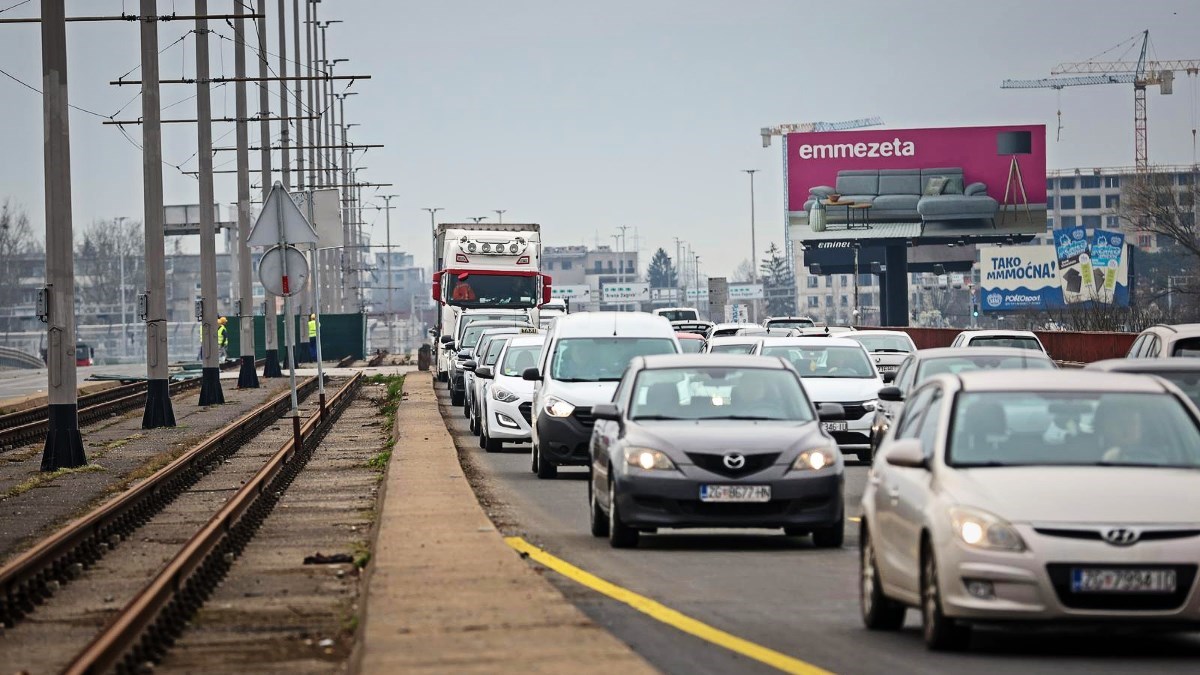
[478,335,544,452]
[862,370,1200,650]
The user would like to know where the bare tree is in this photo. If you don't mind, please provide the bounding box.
[1120,170,1200,259]
[731,258,754,283]
[75,218,145,323]
[0,200,43,332]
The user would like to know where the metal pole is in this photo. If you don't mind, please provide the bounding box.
[234,0,258,388]
[338,98,352,311]
[320,27,333,186]
[195,0,224,405]
[116,216,128,358]
[383,195,396,354]
[39,0,86,470]
[743,169,758,323]
[275,187,300,414]
[140,0,175,428]
[291,0,310,318]
[277,0,290,189]
[258,0,282,377]
[307,207,326,415]
[306,1,317,189]
[494,209,505,225]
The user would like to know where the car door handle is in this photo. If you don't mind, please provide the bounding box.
[887,485,900,504]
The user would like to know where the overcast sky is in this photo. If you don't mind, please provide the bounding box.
[2,0,1199,276]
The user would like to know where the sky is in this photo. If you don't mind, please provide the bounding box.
[2,0,1199,278]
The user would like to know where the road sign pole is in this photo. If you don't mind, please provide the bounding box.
[277,190,300,414]
[307,196,326,414]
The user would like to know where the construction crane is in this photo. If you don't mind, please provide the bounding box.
[760,117,884,147]
[1002,30,1200,172]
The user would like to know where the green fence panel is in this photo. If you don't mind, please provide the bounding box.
[226,312,365,363]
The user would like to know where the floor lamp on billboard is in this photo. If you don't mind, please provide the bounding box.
[997,130,1033,226]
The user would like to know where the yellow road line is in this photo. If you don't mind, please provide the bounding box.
[506,536,835,675]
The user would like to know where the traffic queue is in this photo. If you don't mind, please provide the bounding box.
[436,306,1200,651]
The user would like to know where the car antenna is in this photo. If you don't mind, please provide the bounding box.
[613,313,619,337]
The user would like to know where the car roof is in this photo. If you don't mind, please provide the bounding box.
[505,335,546,347]
[915,346,1052,359]
[758,336,864,348]
[765,316,814,322]
[845,330,912,339]
[710,322,752,330]
[1086,357,1200,372]
[639,353,788,369]
[957,329,1038,337]
[707,335,762,345]
[551,311,675,337]
[953,370,1168,393]
[465,319,531,329]
[1143,323,1200,336]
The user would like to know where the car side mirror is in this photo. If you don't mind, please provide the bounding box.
[817,402,845,421]
[462,360,477,372]
[881,371,896,384]
[591,403,622,422]
[885,439,927,469]
[440,334,455,345]
[457,348,472,359]
[878,386,904,402]
[522,367,542,381]
[475,366,494,379]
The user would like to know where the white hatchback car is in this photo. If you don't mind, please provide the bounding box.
[862,370,1200,650]
[843,330,917,382]
[950,329,1046,353]
[751,337,883,462]
[477,335,545,452]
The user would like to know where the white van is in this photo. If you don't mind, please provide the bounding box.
[524,312,680,478]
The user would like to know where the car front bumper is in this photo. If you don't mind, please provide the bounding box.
[487,396,533,441]
[535,413,593,466]
[826,412,873,451]
[612,466,843,530]
[935,526,1200,624]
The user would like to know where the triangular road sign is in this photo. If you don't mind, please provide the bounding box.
[248,181,318,246]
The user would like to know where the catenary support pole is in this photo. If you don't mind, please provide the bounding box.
[258,0,282,377]
[39,0,86,470]
[234,0,258,388]
[195,0,225,405]
[140,0,176,428]
[382,195,397,354]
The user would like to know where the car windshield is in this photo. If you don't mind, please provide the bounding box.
[678,339,704,354]
[500,344,542,377]
[550,338,677,382]
[446,273,538,308]
[1171,337,1200,357]
[948,391,1200,469]
[658,309,698,322]
[967,336,1042,351]
[851,334,913,353]
[458,314,523,339]
[462,322,528,349]
[629,367,814,422]
[709,343,755,354]
[483,336,511,366]
[1143,371,1200,407]
[917,354,1054,381]
[767,319,815,329]
[760,345,875,378]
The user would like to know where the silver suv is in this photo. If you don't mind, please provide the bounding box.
[1127,324,1200,358]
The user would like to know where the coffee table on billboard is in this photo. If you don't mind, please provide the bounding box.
[822,199,856,229]
[848,203,873,230]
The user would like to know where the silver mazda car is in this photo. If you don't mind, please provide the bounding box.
[588,354,846,549]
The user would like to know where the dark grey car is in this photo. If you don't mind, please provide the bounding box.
[587,354,846,549]
[1085,357,1200,407]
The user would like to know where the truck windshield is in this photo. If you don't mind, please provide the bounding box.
[447,273,538,308]
[658,309,697,322]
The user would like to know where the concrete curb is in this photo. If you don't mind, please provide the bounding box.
[358,375,653,673]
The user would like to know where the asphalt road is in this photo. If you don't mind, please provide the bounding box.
[439,388,1200,674]
[0,364,150,401]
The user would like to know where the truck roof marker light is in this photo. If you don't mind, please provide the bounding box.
[456,253,469,263]
[467,242,477,253]
[516,256,530,264]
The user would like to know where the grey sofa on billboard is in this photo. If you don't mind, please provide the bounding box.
[803,168,998,225]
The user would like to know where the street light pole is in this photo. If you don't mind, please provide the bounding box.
[742,169,759,322]
[493,209,506,225]
[115,216,128,358]
[380,194,398,354]
[423,206,443,282]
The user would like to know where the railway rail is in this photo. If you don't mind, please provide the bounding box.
[0,359,260,450]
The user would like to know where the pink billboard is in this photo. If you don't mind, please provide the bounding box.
[787,124,1047,239]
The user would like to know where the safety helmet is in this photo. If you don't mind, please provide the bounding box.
[310,314,316,320]
[218,316,228,325]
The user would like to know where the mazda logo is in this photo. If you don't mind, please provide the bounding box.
[723,453,746,470]
[1102,528,1140,546]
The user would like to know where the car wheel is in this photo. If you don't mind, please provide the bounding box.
[450,387,463,406]
[812,508,845,548]
[437,371,447,383]
[469,407,480,435]
[462,394,471,418]
[484,430,503,453]
[607,478,638,548]
[858,446,874,464]
[530,443,539,473]
[535,440,558,479]
[921,541,972,651]
[860,524,906,630]
[589,473,609,537]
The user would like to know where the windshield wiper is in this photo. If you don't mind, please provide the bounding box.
[707,415,782,421]
[632,415,685,421]
[1094,461,1191,469]
[871,348,910,353]
[554,378,598,383]
[951,461,1013,468]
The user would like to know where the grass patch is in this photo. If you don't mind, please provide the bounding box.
[365,374,405,465]
[4,463,107,499]
[108,445,189,494]
[352,539,371,569]
[366,450,391,472]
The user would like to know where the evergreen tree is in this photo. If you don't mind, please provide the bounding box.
[760,243,796,316]
[646,248,678,288]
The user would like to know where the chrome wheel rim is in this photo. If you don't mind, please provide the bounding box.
[922,553,938,639]
[861,535,875,616]
[608,481,616,534]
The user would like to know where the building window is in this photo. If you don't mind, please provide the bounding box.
[1137,234,1152,249]
[825,276,832,288]
[1046,178,1054,190]
[1046,216,1055,230]
[1060,195,1076,210]
[807,296,820,308]
[1181,190,1195,207]
[1082,215,1101,228]
[561,260,572,270]
[1106,195,1120,209]
[1178,173,1194,186]
[1106,215,1121,228]
[824,295,833,307]
[840,295,848,307]
[858,273,873,287]
[840,274,848,286]
[861,292,874,306]
[594,261,603,273]
[807,275,819,288]
[1081,195,1101,209]
[607,260,615,272]
[1061,216,1077,227]
[1059,176,1075,190]
[1104,176,1120,188]
[1079,175,1101,189]
[1046,194,1055,210]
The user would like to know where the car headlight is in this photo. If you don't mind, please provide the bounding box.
[791,447,837,472]
[861,399,877,412]
[543,396,576,418]
[492,387,520,403]
[949,506,1026,552]
[624,446,677,471]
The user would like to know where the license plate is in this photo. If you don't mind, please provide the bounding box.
[877,365,897,372]
[822,421,848,432]
[1071,568,1177,593]
[699,484,771,503]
